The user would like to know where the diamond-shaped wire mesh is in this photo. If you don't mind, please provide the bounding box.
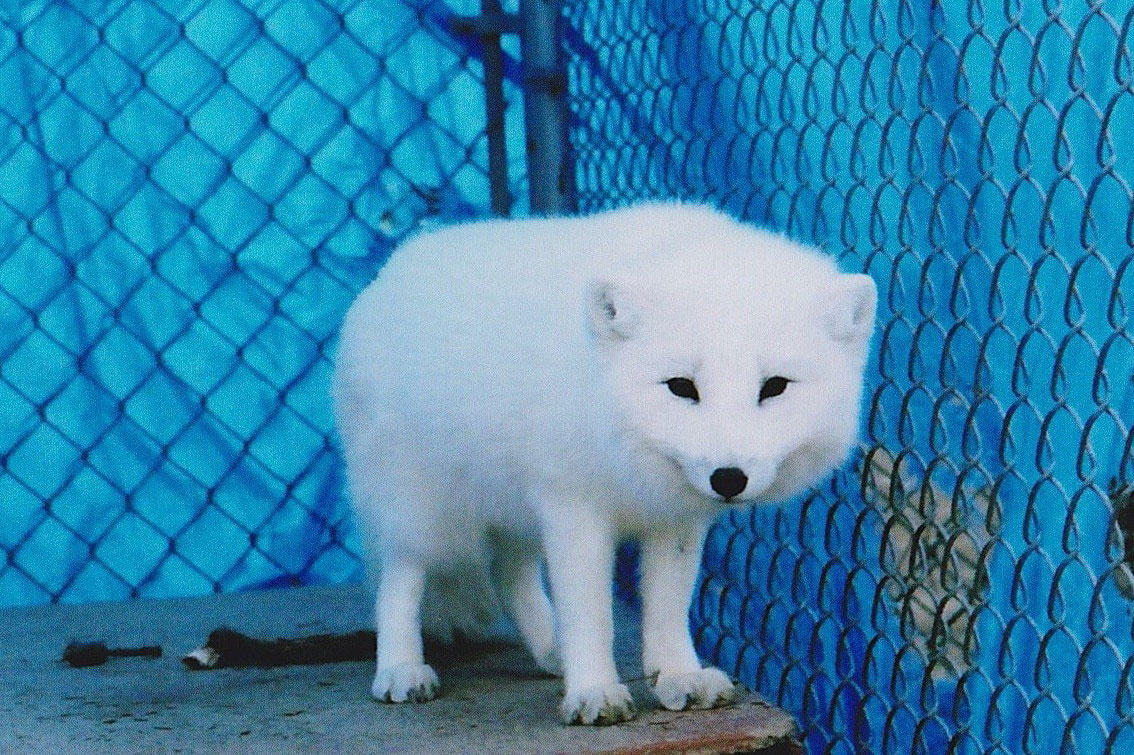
[0,0,527,606]
[564,0,1134,752]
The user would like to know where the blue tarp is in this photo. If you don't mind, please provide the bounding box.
[0,0,525,605]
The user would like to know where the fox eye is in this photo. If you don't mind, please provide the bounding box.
[664,377,699,402]
[759,376,790,403]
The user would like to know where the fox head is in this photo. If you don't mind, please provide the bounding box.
[586,230,876,508]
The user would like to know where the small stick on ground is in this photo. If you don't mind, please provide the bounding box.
[182,628,375,670]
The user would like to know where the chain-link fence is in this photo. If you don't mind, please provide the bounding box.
[564,0,1134,752]
[0,0,527,605]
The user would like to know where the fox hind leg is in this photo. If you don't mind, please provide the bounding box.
[493,535,559,675]
[371,558,441,703]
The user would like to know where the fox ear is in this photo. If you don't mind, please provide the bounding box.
[824,274,877,342]
[586,280,639,341]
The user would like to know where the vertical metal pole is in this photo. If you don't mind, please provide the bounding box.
[480,0,512,216]
[518,0,573,215]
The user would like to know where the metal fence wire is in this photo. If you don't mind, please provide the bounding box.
[3,0,1134,753]
[563,0,1134,752]
[0,0,527,604]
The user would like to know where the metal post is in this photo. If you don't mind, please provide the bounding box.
[454,1,515,216]
[453,0,572,217]
[518,0,572,215]
[478,0,512,216]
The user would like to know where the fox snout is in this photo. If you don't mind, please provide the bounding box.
[687,459,775,503]
[709,467,747,499]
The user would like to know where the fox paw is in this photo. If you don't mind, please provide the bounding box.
[652,667,736,711]
[371,663,440,703]
[560,682,636,725]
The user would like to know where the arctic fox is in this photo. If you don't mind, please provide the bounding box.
[332,204,876,725]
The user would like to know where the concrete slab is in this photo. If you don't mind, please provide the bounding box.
[1,584,799,754]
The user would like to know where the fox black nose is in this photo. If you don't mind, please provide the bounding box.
[710,467,748,499]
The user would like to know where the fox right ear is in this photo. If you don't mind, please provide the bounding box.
[823,273,877,343]
[586,280,639,341]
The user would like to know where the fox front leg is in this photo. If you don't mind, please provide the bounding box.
[540,500,636,725]
[640,521,737,711]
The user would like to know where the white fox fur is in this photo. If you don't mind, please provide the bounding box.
[332,204,876,724]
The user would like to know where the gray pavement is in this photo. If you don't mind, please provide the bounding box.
[0,583,798,754]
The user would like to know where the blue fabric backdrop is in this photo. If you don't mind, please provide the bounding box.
[0,0,526,605]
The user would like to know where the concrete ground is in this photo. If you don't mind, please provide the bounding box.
[1,583,798,754]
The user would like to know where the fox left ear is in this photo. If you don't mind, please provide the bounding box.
[586,279,640,342]
[824,274,877,343]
